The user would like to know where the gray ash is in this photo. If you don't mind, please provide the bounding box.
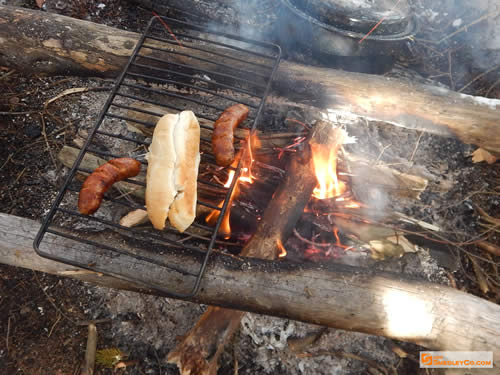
[44,0,123,23]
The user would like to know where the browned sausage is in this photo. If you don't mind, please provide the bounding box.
[78,158,141,215]
[212,104,249,167]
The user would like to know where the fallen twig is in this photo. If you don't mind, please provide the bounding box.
[485,78,500,97]
[43,87,109,109]
[48,314,62,338]
[458,63,500,93]
[476,206,500,226]
[469,255,490,294]
[477,241,500,257]
[33,270,77,325]
[40,114,58,169]
[409,131,424,162]
[5,316,11,353]
[0,110,40,115]
[81,323,98,375]
[438,11,500,44]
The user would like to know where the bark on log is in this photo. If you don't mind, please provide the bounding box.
[1,6,499,155]
[1,212,500,372]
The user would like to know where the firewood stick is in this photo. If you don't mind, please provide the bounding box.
[81,323,97,375]
[167,121,338,375]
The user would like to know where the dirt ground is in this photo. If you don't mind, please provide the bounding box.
[1,1,499,374]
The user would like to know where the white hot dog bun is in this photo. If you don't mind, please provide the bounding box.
[146,111,200,232]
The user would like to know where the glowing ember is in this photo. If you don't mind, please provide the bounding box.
[305,247,322,256]
[276,239,287,258]
[333,227,341,247]
[311,142,346,199]
[344,201,361,209]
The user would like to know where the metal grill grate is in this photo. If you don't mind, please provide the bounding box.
[33,16,281,297]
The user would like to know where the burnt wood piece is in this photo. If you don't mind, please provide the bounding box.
[167,122,333,374]
[1,212,500,372]
[1,6,499,155]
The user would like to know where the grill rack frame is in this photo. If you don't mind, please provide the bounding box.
[33,16,281,298]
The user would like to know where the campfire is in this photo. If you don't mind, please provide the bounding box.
[193,120,397,266]
[11,1,497,374]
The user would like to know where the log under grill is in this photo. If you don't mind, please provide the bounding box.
[33,16,281,298]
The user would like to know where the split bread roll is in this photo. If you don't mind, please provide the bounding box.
[146,111,200,232]
[168,111,201,232]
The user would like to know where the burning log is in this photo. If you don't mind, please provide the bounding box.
[167,121,338,374]
[1,6,499,155]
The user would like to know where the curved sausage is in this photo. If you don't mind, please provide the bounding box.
[78,158,141,215]
[212,104,249,167]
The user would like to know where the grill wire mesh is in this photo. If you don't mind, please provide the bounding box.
[33,16,281,297]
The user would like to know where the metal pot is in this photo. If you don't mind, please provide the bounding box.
[276,0,418,57]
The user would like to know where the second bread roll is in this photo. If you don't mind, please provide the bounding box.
[168,111,200,232]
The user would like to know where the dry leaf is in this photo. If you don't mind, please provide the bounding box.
[471,148,498,164]
[368,235,415,259]
[368,240,405,260]
[387,235,416,254]
[287,328,327,354]
[391,345,408,359]
[96,348,127,368]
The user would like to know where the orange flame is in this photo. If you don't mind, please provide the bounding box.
[311,143,346,199]
[206,166,237,238]
[239,132,260,184]
[276,239,287,258]
[206,133,261,237]
[224,170,236,188]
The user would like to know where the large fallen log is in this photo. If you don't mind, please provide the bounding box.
[1,6,499,155]
[1,212,500,372]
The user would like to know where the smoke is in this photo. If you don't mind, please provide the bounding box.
[413,0,500,91]
[196,0,500,87]
[198,0,277,53]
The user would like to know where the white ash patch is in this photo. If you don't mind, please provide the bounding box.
[91,288,204,356]
[239,313,399,375]
[416,248,451,283]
